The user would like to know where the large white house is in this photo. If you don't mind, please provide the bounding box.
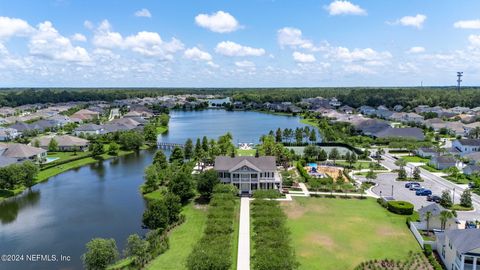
[214,156,282,195]
[436,229,480,270]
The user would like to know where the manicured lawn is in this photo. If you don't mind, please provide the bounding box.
[401,156,429,163]
[236,148,256,156]
[445,176,470,185]
[281,197,420,270]
[146,203,208,270]
[156,126,168,134]
[143,189,165,201]
[420,165,442,173]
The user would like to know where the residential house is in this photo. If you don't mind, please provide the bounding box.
[34,135,89,151]
[418,204,457,231]
[436,229,480,270]
[449,106,472,115]
[416,147,440,158]
[463,164,480,176]
[328,97,341,107]
[389,112,424,123]
[74,124,103,136]
[0,107,16,117]
[71,109,100,121]
[429,155,458,170]
[358,105,376,116]
[0,128,19,141]
[452,139,480,156]
[0,143,47,163]
[373,127,425,141]
[214,156,282,195]
[393,105,404,112]
[353,119,390,136]
[464,122,480,137]
[339,105,354,114]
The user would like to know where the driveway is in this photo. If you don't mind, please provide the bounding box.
[237,197,250,270]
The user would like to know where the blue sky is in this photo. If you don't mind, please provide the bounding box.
[1,0,480,87]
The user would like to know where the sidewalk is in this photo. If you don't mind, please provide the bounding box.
[237,197,250,270]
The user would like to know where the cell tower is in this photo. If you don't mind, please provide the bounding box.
[457,72,463,92]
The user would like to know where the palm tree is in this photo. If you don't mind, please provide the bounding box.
[469,126,480,139]
[440,210,454,230]
[425,211,432,236]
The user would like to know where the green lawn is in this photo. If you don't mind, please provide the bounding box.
[156,126,168,134]
[236,148,256,156]
[400,156,429,163]
[146,203,208,270]
[281,197,420,270]
[445,176,470,185]
[420,165,442,173]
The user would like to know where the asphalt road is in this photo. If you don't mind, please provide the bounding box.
[366,152,480,221]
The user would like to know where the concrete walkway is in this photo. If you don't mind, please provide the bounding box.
[237,197,250,270]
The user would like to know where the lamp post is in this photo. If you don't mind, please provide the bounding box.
[380,190,382,198]
[453,187,456,205]
[392,185,394,197]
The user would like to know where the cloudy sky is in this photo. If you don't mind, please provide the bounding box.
[1,0,480,87]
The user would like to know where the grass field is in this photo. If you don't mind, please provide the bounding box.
[146,203,208,270]
[281,197,420,270]
[156,126,168,134]
[236,148,256,156]
[401,156,429,163]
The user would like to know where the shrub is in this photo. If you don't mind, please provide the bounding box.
[387,201,414,215]
[424,244,432,256]
[376,198,388,208]
[253,189,282,199]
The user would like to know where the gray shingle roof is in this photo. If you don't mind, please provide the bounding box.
[374,127,425,141]
[214,156,276,172]
[445,229,480,253]
[2,143,46,159]
[418,203,446,218]
[457,139,480,146]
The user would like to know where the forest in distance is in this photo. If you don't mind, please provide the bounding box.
[1,87,480,109]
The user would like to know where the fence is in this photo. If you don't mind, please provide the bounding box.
[409,221,437,250]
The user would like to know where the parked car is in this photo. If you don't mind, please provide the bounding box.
[410,184,422,191]
[405,182,420,188]
[427,195,441,203]
[416,189,432,196]
[465,221,477,229]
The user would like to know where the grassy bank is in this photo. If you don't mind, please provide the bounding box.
[282,197,420,270]
[146,203,208,270]
[156,126,168,134]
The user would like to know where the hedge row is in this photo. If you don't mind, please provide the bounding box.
[186,187,237,270]
[251,200,299,270]
[40,153,94,170]
[295,162,310,182]
[387,201,414,215]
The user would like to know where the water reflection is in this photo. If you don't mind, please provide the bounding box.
[0,190,40,224]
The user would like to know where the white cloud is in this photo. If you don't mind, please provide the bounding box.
[469,35,480,47]
[195,11,240,33]
[325,1,367,16]
[207,61,219,68]
[454,20,480,29]
[215,41,265,56]
[407,46,425,54]
[343,64,374,74]
[184,47,212,61]
[84,20,94,30]
[134,8,152,18]
[277,27,314,49]
[0,16,34,39]
[390,14,427,29]
[235,60,255,68]
[71,33,87,42]
[29,21,91,63]
[328,46,391,63]
[292,51,316,63]
[92,20,183,59]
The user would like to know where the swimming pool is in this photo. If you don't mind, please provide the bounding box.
[45,157,60,163]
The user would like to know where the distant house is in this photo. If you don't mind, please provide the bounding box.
[0,128,19,141]
[416,147,439,158]
[429,155,457,170]
[436,229,480,270]
[0,107,16,117]
[71,109,100,121]
[418,204,457,231]
[34,135,89,151]
[339,105,354,114]
[463,164,480,176]
[358,105,376,116]
[353,119,390,136]
[452,139,480,156]
[74,124,103,136]
[393,105,404,112]
[373,127,425,141]
[389,112,424,123]
[124,110,154,118]
[0,143,47,163]
[214,156,282,195]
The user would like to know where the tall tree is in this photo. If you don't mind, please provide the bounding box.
[169,146,184,164]
[82,238,119,270]
[275,128,282,143]
[184,138,193,160]
[328,148,339,165]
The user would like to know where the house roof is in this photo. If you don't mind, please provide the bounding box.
[0,156,18,167]
[433,155,457,164]
[2,143,46,158]
[214,156,276,172]
[74,124,102,132]
[374,127,425,141]
[445,229,480,254]
[35,135,89,147]
[418,203,446,218]
[456,139,480,146]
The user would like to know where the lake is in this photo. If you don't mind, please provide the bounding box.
[0,110,309,270]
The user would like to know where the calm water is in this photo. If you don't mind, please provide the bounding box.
[159,110,309,144]
[0,110,309,270]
